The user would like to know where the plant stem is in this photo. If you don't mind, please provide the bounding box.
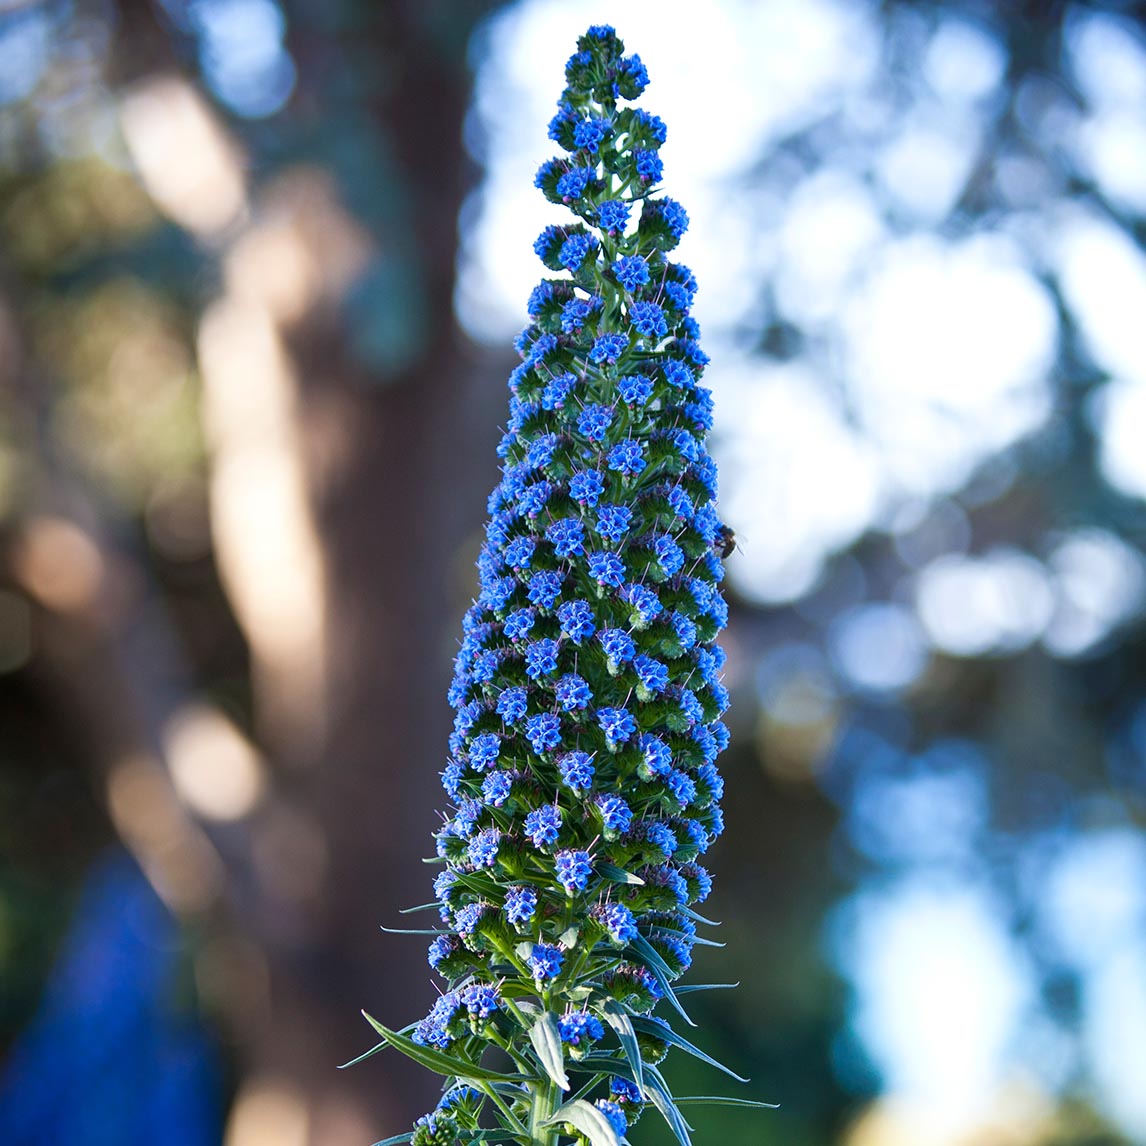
[528,1078,560,1146]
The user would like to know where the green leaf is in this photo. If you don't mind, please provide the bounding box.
[673,983,739,995]
[359,1013,521,1083]
[398,902,443,915]
[680,906,721,927]
[339,1039,387,1069]
[630,1016,749,1083]
[527,1011,570,1091]
[597,998,643,1094]
[597,862,645,885]
[627,933,695,1027]
[674,1096,780,1109]
[369,1134,414,1146]
[641,1065,693,1146]
[379,925,450,936]
[544,1098,621,1146]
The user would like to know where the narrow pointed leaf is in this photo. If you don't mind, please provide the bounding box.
[597,998,643,1094]
[673,983,739,995]
[630,1016,749,1082]
[380,925,450,936]
[641,1066,693,1146]
[680,906,721,927]
[597,862,645,885]
[339,1039,388,1069]
[360,1013,521,1082]
[527,1011,570,1091]
[370,1134,414,1146]
[398,902,444,915]
[627,933,695,1026]
[544,1098,622,1146]
[674,1096,780,1109]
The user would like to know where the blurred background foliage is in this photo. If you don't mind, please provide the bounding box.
[1,0,1145,1144]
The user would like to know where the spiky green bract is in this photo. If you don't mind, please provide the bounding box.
[356,26,767,1146]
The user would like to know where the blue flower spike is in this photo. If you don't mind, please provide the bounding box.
[362,26,770,1146]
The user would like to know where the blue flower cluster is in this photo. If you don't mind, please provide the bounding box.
[392,25,734,1144]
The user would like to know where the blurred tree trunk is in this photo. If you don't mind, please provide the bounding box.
[197,4,510,1141]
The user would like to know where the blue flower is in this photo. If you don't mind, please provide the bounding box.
[595,1101,628,1138]
[597,199,630,233]
[606,438,646,476]
[665,769,697,809]
[468,827,502,868]
[525,804,562,847]
[548,101,576,143]
[557,166,592,201]
[569,470,605,507]
[504,884,538,924]
[503,608,536,639]
[654,196,689,238]
[555,849,592,894]
[598,628,635,664]
[541,371,578,410]
[558,750,595,792]
[625,583,662,624]
[527,570,564,609]
[617,373,653,405]
[454,902,487,937]
[634,148,663,183]
[546,517,585,558]
[527,281,553,316]
[630,300,668,339]
[558,1011,605,1045]
[646,821,678,858]
[525,432,559,469]
[588,552,626,588]
[468,732,501,771]
[462,983,500,1018]
[561,294,599,332]
[663,359,695,389]
[504,536,536,569]
[595,902,638,944]
[613,255,649,291]
[529,943,564,980]
[619,53,649,93]
[428,934,459,969]
[441,761,463,796]
[470,649,499,683]
[577,403,614,442]
[517,481,553,517]
[525,712,562,753]
[557,599,596,643]
[574,115,610,153]
[560,232,598,271]
[497,686,528,723]
[634,654,669,694]
[595,503,633,544]
[610,1076,642,1104]
[664,280,692,314]
[633,108,667,144]
[596,793,633,833]
[653,535,685,576]
[590,333,628,364]
[555,672,592,711]
[534,224,563,259]
[597,706,636,746]
[482,771,513,807]
[640,733,672,775]
[524,638,560,679]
